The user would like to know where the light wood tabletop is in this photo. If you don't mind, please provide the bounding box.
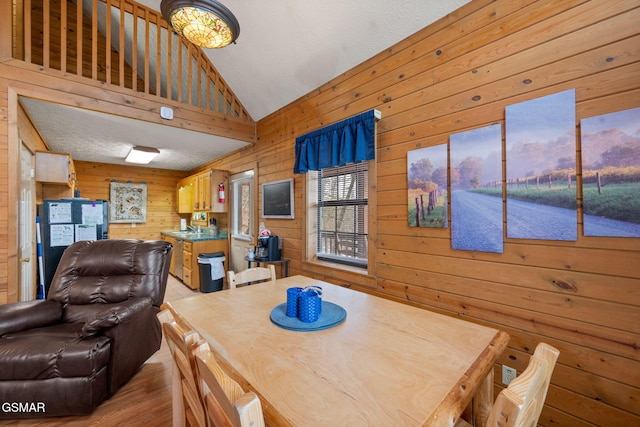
[167,275,509,427]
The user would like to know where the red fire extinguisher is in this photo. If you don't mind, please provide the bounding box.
[218,182,225,203]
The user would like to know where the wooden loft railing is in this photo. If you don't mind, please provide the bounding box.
[12,0,253,122]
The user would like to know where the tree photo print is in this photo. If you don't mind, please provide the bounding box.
[407,144,448,228]
[450,124,504,253]
[505,89,577,241]
[405,90,639,250]
[581,107,640,237]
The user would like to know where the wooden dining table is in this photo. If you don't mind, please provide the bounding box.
[167,275,509,427]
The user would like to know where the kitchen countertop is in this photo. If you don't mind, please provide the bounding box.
[161,229,228,242]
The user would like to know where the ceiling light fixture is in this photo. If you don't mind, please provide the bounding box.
[125,146,160,164]
[160,0,240,49]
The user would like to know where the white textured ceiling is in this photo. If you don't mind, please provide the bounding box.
[20,97,250,171]
[23,0,470,171]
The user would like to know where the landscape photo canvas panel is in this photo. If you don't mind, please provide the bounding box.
[505,89,577,240]
[450,123,504,253]
[407,144,448,228]
[581,107,640,237]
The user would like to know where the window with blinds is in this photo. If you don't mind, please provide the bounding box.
[316,162,368,267]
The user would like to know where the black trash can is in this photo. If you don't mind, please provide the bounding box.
[197,251,225,293]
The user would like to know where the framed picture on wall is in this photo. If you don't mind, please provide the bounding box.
[109,181,147,223]
[262,178,294,219]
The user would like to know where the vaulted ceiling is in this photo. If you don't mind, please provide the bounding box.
[137,0,471,122]
[23,0,471,170]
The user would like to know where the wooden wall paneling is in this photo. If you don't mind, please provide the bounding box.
[0,81,9,304]
[378,248,638,337]
[431,0,626,84]
[1,0,12,61]
[0,60,254,142]
[497,328,640,405]
[0,0,638,425]
[74,161,186,240]
[200,2,640,425]
[377,272,640,418]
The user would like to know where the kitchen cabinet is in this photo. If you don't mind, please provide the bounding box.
[196,170,212,211]
[161,234,177,276]
[177,177,195,213]
[162,231,229,291]
[175,169,229,213]
[36,151,76,185]
[36,151,76,199]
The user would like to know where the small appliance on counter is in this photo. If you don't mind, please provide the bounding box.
[255,229,281,261]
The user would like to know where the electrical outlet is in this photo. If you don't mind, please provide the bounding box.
[502,365,517,385]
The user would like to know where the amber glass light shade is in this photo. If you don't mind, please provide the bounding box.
[160,0,240,49]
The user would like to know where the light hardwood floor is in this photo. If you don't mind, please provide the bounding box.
[4,275,199,427]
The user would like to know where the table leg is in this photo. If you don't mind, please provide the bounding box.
[473,370,494,427]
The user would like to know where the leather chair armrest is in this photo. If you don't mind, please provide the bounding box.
[81,298,154,338]
[0,300,64,336]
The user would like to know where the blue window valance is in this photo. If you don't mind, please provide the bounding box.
[293,110,378,174]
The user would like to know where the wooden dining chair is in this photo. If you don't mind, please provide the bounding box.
[193,341,265,427]
[158,309,207,427]
[456,342,560,427]
[227,265,276,289]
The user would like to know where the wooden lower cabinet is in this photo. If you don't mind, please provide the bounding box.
[182,239,228,290]
[161,235,177,277]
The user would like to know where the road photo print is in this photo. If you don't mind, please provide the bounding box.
[505,89,577,241]
[407,144,448,228]
[580,107,640,237]
[450,123,504,253]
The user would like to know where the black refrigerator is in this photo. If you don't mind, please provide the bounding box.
[38,199,109,297]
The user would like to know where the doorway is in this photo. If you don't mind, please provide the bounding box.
[19,139,36,301]
[229,170,255,274]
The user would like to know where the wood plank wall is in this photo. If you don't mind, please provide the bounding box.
[0,0,638,425]
[74,161,186,240]
[196,1,640,426]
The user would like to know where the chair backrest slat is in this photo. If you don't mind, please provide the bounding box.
[158,309,207,427]
[227,265,276,289]
[193,341,265,427]
[485,342,560,427]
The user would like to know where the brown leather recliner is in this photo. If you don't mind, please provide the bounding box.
[0,239,173,418]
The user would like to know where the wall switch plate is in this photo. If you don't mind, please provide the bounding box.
[502,365,517,385]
